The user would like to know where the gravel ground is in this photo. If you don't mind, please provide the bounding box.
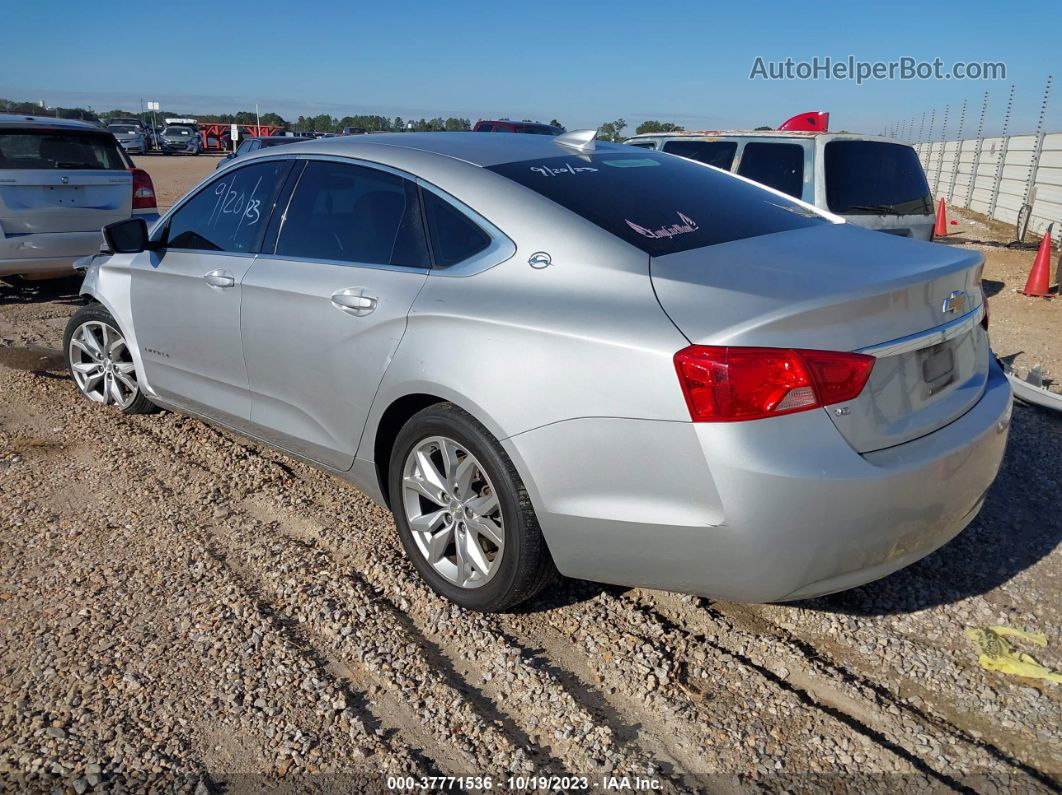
[0,160,1060,792]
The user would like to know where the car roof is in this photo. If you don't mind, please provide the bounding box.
[0,113,105,131]
[628,129,897,144]
[242,131,628,168]
[481,119,556,126]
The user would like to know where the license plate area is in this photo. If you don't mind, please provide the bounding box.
[920,342,955,396]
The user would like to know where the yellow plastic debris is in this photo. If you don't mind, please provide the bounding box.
[964,625,1062,685]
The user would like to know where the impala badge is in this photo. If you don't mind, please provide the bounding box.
[528,251,552,269]
[942,290,967,315]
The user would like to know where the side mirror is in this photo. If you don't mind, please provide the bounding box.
[102,217,149,254]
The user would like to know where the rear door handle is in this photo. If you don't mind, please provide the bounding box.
[204,269,235,288]
[330,288,378,316]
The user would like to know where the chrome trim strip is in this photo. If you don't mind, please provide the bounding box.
[857,304,985,358]
[252,252,429,275]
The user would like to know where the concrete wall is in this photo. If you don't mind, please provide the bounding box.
[917,131,1062,243]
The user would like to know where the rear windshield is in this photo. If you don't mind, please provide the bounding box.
[662,140,738,170]
[514,125,561,136]
[0,129,126,170]
[486,152,826,255]
[825,140,932,215]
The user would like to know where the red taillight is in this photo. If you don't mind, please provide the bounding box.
[674,346,875,422]
[129,167,156,210]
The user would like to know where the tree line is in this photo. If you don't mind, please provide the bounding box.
[3,98,710,139]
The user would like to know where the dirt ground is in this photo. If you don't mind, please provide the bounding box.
[1,157,1060,793]
[131,152,222,212]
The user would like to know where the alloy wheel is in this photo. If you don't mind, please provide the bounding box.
[401,435,505,588]
[68,320,138,409]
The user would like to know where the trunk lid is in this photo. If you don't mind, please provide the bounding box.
[0,126,132,234]
[651,223,988,452]
[0,170,132,234]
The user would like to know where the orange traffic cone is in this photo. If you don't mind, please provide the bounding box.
[1021,224,1055,297]
[933,199,950,238]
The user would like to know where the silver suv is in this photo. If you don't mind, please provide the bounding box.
[0,114,158,279]
[627,130,935,240]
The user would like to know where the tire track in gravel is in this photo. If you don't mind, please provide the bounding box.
[612,590,1056,792]
[709,599,1061,787]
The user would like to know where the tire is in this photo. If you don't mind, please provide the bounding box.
[389,403,555,612]
[63,304,156,415]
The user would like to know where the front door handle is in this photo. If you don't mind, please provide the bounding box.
[330,288,378,316]
[204,269,235,288]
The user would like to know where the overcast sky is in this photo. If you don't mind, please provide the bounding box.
[2,0,1058,137]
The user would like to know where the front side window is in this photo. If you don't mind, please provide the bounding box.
[627,141,657,150]
[275,161,429,268]
[165,160,290,253]
[486,152,825,256]
[662,140,737,169]
[0,129,126,170]
[421,190,491,267]
[736,142,805,198]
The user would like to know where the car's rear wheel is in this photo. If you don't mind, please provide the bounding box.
[389,403,555,612]
[64,304,156,414]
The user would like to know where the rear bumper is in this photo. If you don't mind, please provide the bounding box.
[505,357,1012,602]
[0,230,104,276]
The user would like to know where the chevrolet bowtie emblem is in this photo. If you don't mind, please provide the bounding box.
[942,289,967,315]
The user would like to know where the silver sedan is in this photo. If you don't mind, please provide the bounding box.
[65,131,1011,611]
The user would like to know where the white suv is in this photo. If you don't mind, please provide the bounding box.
[626,130,935,240]
[0,114,158,280]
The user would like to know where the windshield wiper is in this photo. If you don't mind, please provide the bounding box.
[838,204,904,215]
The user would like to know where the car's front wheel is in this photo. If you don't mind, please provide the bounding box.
[389,403,555,612]
[64,304,156,414]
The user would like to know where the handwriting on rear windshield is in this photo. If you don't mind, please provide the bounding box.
[625,212,699,240]
[529,163,598,177]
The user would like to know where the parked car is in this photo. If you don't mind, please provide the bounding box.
[0,114,158,280]
[216,136,314,169]
[66,132,1009,611]
[159,125,201,155]
[106,117,152,152]
[627,130,935,240]
[474,120,564,135]
[107,122,148,154]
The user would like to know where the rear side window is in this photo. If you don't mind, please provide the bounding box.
[486,152,825,256]
[627,141,657,150]
[662,140,737,169]
[476,123,494,132]
[736,142,805,198]
[276,161,429,268]
[0,129,126,170]
[824,140,933,215]
[166,160,290,253]
[421,190,491,267]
